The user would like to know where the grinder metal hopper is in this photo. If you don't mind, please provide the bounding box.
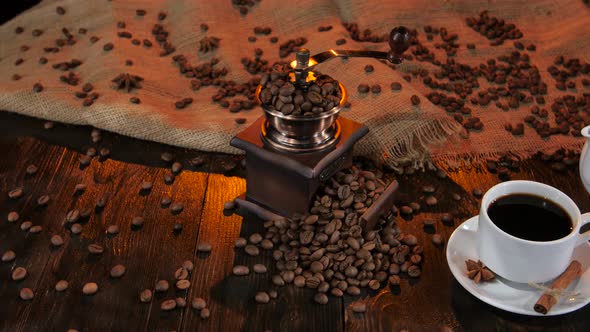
[231,26,412,229]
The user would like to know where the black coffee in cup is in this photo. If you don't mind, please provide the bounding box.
[487,193,573,241]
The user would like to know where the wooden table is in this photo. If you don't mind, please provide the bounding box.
[0,111,589,332]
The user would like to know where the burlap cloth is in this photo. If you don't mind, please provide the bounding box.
[1,0,588,169]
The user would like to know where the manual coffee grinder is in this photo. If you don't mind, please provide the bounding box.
[231,26,412,229]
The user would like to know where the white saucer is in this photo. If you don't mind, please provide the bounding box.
[446,216,590,316]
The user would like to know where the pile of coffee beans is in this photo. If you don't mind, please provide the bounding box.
[465,10,523,45]
[258,69,342,116]
[230,162,424,305]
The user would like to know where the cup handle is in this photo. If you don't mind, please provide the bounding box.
[576,213,590,246]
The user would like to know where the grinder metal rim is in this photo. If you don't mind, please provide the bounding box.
[256,82,347,153]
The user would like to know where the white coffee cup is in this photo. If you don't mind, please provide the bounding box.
[476,180,590,283]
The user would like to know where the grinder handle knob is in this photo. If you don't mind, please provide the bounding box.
[387,26,412,64]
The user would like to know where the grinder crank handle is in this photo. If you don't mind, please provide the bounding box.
[294,26,412,73]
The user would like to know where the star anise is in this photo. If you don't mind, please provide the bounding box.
[112,73,143,92]
[199,36,220,53]
[465,259,495,283]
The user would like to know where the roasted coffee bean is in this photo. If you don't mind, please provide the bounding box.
[192,297,207,309]
[197,242,212,253]
[20,288,34,300]
[7,211,19,223]
[371,84,381,94]
[200,307,210,319]
[20,221,32,231]
[472,188,483,198]
[70,223,83,234]
[12,267,27,281]
[140,289,153,303]
[441,213,453,225]
[82,282,98,295]
[233,265,250,276]
[253,264,267,274]
[8,187,24,199]
[336,38,346,45]
[110,264,126,278]
[352,302,367,313]
[51,235,64,246]
[39,57,48,64]
[425,196,438,206]
[29,225,42,234]
[175,267,189,280]
[182,260,194,271]
[161,299,177,311]
[171,162,182,173]
[411,95,421,105]
[56,6,67,15]
[234,238,247,248]
[74,183,87,194]
[37,195,50,206]
[255,292,270,304]
[171,203,184,213]
[432,233,444,245]
[136,9,146,16]
[15,26,24,34]
[155,280,169,292]
[32,29,43,37]
[103,43,114,51]
[132,216,144,227]
[408,265,421,277]
[107,225,120,235]
[357,84,370,93]
[364,65,374,73]
[55,280,69,292]
[389,275,401,286]
[175,297,187,308]
[245,245,260,256]
[88,243,104,254]
[2,250,16,262]
[33,83,44,92]
[314,293,329,305]
[176,279,191,290]
[173,223,183,232]
[141,181,153,191]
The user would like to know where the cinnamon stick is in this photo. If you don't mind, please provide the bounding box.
[533,260,583,314]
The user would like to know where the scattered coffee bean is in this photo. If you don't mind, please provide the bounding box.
[253,264,267,274]
[171,162,182,173]
[160,196,172,207]
[15,26,24,34]
[175,267,189,280]
[371,84,381,94]
[106,224,119,235]
[171,203,184,213]
[29,225,42,234]
[441,213,454,225]
[70,223,82,234]
[56,6,66,15]
[33,83,44,92]
[136,9,146,16]
[364,65,374,73]
[155,280,169,292]
[245,244,260,256]
[82,282,98,295]
[336,38,346,45]
[200,307,210,319]
[255,292,270,304]
[357,84,370,93]
[51,235,64,246]
[183,260,194,271]
[176,297,187,308]
[20,288,34,300]
[37,195,50,206]
[55,280,69,292]
[8,187,24,199]
[140,289,153,303]
[110,264,126,278]
[7,211,19,223]
[472,188,483,198]
[132,216,144,227]
[32,29,43,37]
[20,221,32,231]
[235,237,247,248]
[352,302,367,313]
[65,209,80,223]
[425,196,438,206]
[88,243,104,254]
[233,265,250,276]
[103,43,114,51]
[432,233,444,245]
[314,292,329,305]
[411,95,421,105]
[161,299,177,311]
[389,275,401,286]
[197,242,212,253]
[176,279,191,290]
[141,181,153,191]
[192,297,207,310]
[74,183,87,194]
[2,250,16,262]
[12,267,27,281]
[25,164,38,175]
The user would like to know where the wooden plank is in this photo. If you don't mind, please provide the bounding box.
[17,150,210,332]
